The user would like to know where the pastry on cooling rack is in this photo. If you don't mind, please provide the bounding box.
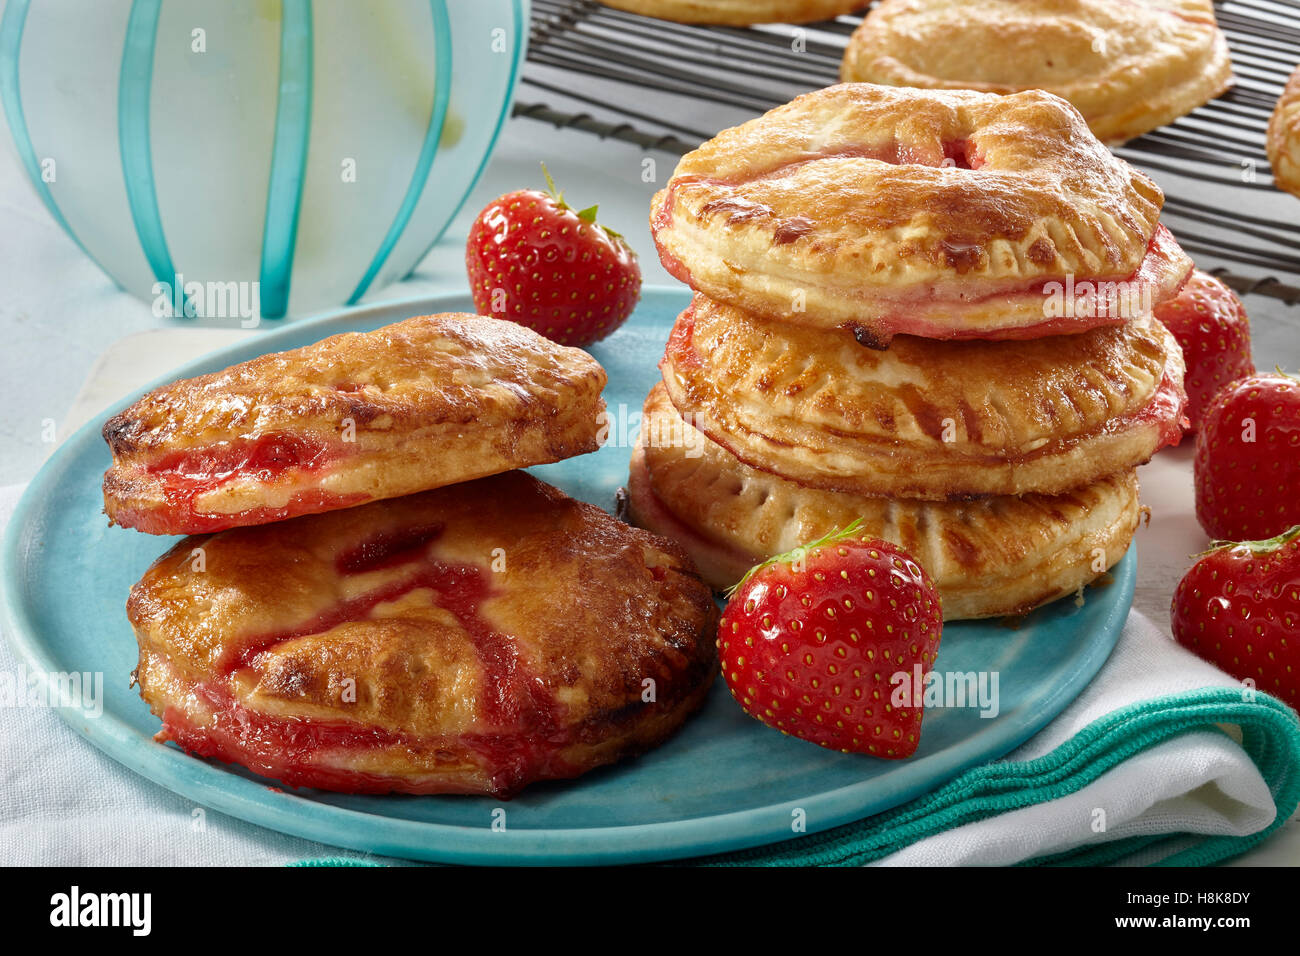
[629,384,1140,618]
[101,314,607,535]
[840,0,1232,144]
[129,471,719,798]
[650,84,1192,344]
[1268,64,1300,198]
[596,0,864,25]
[659,295,1187,499]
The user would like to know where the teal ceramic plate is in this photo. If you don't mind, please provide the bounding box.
[1,288,1133,865]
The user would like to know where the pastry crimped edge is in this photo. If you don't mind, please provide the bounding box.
[660,296,1187,499]
[628,384,1141,619]
[840,0,1232,145]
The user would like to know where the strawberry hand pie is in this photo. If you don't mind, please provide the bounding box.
[841,0,1232,146]
[129,472,719,797]
[650,84,1192,346]
[101,313,607,535]
[660,296,1187,499]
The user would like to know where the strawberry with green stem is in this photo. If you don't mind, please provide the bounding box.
[466,163,641,347]
[1171,525,1300,710]
[718,521,944,758]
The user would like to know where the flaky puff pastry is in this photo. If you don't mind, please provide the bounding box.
[1268,64,1300,199]
[842,0,1231,145]
[660,295,1187,499]
[596,0,864,24]
[629,383,1141,619]
[651,84,1192,345]
[130,471,719,798]
[102,314,607,535]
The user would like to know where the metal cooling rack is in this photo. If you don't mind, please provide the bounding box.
[514,0,1300,305]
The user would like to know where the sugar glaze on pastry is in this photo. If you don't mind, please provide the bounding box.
[629,384,1140,619]
[660,295,1186,500]
[651,84,1192,345]
[102,313,607,535]
[129,472,719,798]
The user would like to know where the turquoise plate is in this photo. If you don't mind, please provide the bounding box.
[1,288,1132,865]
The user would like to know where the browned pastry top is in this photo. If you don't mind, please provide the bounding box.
[651,83,1191,341]
[129,472,719,797]
[102,313,607,534]
[660,294,1186,498]
[842,0,1232,144]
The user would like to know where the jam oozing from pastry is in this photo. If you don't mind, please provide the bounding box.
[335,522,445,574]
[130,432,358,534]
[150,432,331,484]
[885,225,1191,339]
[113,488,368,536]
[1111,363,1188,451]
[661,300,703,374]
[942,139,982,170]
[170,526,575,797]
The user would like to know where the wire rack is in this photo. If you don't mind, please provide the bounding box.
[515,0,1300,305]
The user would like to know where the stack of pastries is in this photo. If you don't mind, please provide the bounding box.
[631,83,1192,620]
[103,314,719,797]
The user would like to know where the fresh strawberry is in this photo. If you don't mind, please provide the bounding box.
[465,164,641,347]
[1153,269,1255,430]
[717,523,943,758]
[1194,371,1300,540]
[1171,526,1300,710]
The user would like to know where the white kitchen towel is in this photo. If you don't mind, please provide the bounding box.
[0,482,1292,866]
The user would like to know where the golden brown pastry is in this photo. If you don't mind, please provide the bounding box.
[102,314,607,535]
[596,0,863,25]
[841,0,1231,144]
[629,384,1140,618]
[1268,63,1300,198]
[651,84,1192,345]
[129,471,719,798]
[660,295,1187,499]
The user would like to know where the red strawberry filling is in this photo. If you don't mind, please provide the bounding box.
[154,526,578,797]
[157,682,579,798]
[876,225,1190,340]
[124,433,362,534]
